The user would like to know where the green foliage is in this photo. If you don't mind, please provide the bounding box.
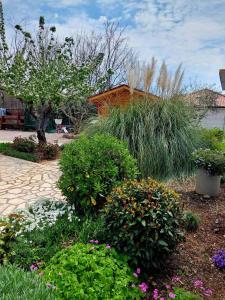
[0,143,39,162]
[103,178,184,271]
[193,148,225,175]
[12,136,37,153]
[174,288,202,300]
[88,99,201,179]
[38,143,60,160]
[199,128,225,150]
[0,265,55,300]
[183,211,200,232]
[0,215,23,264]
[59,134,138,214]
[10,213,106,270]
[44,243,142,300]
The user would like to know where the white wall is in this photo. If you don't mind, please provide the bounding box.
[201,108,225,129]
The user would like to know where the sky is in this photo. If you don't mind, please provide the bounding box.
[3,0,225,90]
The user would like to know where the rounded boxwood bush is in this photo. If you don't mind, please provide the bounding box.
[0,265,55,300]
[43,243,143,300]
[58,134,138,214]
[103,179,184,271]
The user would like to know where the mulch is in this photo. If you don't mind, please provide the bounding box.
[166,179,225,300]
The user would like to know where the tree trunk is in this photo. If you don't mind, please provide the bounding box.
[36,102,52,144]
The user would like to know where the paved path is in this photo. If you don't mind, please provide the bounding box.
[0,154,64,215]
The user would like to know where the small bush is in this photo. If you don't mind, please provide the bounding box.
[103,179,184,271]
[38,143,60,160]
[59,134,138,214]
[44,243,143,300]
[193,148,225,175]
[200,128,225,150]
[12,136,37,153]
[0,265,55,300]
[183,211,200,232]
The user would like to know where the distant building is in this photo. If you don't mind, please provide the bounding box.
[188,89,225,129]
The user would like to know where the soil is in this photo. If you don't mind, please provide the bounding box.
[166,178,225,300]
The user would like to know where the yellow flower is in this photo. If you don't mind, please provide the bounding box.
[91,197,96,206]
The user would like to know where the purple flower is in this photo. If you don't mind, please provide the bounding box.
[30,264,38,271]
[165,284,171,289]
[212,250,225,269]
[139,282,149,293]
[89,239,99,244]
[94,240,99,244]
[172,275,181,283]
[136,267,141,274]
[106,244,111,249]
[152,288,159,299]
[203,288,213,297]
[169,292,176,299]
[193,279,203,289]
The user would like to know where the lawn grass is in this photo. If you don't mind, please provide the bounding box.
[0,143,39,162]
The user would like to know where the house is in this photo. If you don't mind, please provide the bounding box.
[88,84,158,116]
[188,89,225,129]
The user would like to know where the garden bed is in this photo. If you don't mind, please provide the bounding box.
[166,179,225,300]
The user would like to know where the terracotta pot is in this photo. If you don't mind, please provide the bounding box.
[196,168,221,197]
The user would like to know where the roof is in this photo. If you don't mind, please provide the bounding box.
[88,84,157,103]
[188,89,225,108]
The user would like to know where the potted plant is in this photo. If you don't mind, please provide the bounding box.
[192,149,225,197]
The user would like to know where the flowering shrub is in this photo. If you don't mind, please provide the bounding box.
[59,134,138,214]
[192,149,225,175]
[0,214,22,264]
[16,199,76,233]
[43,243,143,299]
[103,179,184,271]
[0,265,55,300]
[212,249,225,269]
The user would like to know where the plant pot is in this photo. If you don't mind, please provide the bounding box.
[54,119,62,125]
[196,168,221,197]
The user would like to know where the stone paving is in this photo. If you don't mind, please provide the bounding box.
[0,154,64,215]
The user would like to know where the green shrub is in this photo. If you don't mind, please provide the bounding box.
[38,143,60,160]
[87,99,200,179]
[200,128,225,150]
[0,143,39,162]
[12,136,37,153]
[193,148,225,175]
[103,179,184,271]
[10,212,106,270]
[0,215,23,264]
[183,211,200,232]
[58,134,138,214]
[44,243,143,300]
[174,288,202,300]
[0,265,55,300]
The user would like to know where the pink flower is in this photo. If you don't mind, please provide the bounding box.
[203,288,213,297]
[169,292,176,299]
[89,240,95,243]
[94,240,99,244]
[139,282,149,293]
[106,244,111,249]
[193,280,203,289]
[172,275,181,283]
[133,272,138,278]
[152,288,159,299]
[89,239,99,244]
[165,284,171,289]
[160,298,166,300]
[30,264,38,271]
[136,267,141,274]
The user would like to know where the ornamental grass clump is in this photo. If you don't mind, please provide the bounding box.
[88,98,200,179]
[59,134,138,214]
[43,243,143,300]
[103,179,184,272]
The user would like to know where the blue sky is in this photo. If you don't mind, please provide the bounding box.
[3,0,225,90]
